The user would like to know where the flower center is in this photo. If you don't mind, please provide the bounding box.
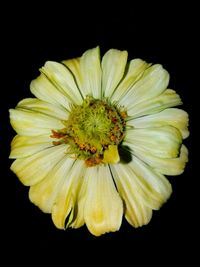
[51,96,127,166]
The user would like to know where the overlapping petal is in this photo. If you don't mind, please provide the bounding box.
[128,108,189,139]
[125,125,182,158]
[11,144,67,185]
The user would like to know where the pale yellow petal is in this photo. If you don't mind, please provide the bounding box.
[111,59,151,102]
[120,64,169,108]
[62,57,82,93]
[10,135,53,158]
[125,125,182,158]
[9,108,64,136]
[84,165,123,236]
[128,144,188,175]
[102,49,128,98]
[127,89,182,118]
[129,108,189,139]
[52,160,86,229]
[70,170,88,229]
[111,164,152,227]
[79,47,102,98]
[41,61,83,104]
[112,157,172,211]
[10,144,67,186]
[128,156,172,207]
[30,73,72,111]
[29,157,75,213]
[17,98,68,121]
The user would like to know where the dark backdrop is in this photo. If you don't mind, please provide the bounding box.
[1,2,197,263]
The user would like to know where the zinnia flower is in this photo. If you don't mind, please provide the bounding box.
[10,47,189,236]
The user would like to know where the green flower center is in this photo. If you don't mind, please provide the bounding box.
[51,96,127,166]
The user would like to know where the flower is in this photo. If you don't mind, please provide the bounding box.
[9,47,189,236]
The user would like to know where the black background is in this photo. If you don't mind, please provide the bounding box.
[1,2,197,263]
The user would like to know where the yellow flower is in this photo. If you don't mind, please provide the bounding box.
[9,47,189,236]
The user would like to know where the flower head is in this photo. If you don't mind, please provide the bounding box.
[10,47,189,236]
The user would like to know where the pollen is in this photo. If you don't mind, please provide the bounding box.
[51,96,127,166]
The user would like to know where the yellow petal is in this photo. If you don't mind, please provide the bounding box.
[103,145,120,164]
[111,164,152,227]
[84,165,123,236]
[52,160,86,229]
[41,61,83,104]
[120,64,169,108]
[30,73,72,111]
[29,157,75,213]
[129,144,188,175]
[102,49,128,98]
[129,108,189,139]
[112,157,172,211]
[9,108,64,136]
[10,135,53,158]
[10,144,67,186]
[17,98,68,121]
[79,47,102,98]
[112,58,151,102]
[127,89,182,118]
[125,125,182,158]
[62,57,82,93]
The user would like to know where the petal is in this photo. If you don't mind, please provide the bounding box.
[10,135,53,158]
[30,73,72,111]
[129,108,189,139]
[112,157,172,211]
[9,108,64,136]
[125,125,182,158]
[79,47,102,98]
[29,157,75,213]
[127,89,182,118]
[111,164,152,227]
[40,61,83,104]
[62,58,82,93]
[102,49,128,98]
[129,145,188,175]
[128,156,172,207]
[10,144,67,186]
[52,160,86,229]
[111,58,151,102]
[83,165,123,236]
[119,64,169,108]
[17,98,69,121]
